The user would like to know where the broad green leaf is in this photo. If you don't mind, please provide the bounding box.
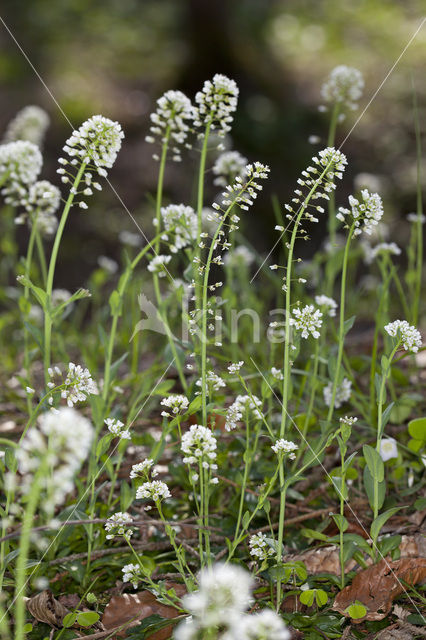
[378,534,401,557]
[315,589,329,607]
[300,589,315,607]
[76,611,100,627]
[343,315,356,335]
[363,444,384,482]
[346,602,367,619]
[242,510,250,530]
[370,507,401,542]
[331,514,348,532]
[408,417,426,442]
[188,396,202,414]
[62,612,78,628]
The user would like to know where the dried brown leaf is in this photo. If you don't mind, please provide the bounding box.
[332,558,426,622]
[102,585,185,639]
[26,590,72,628]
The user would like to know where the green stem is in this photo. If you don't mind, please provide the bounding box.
[233,413,250,543]
[325,225,354,427]
[43,163,86,383]
[413,87,423,326]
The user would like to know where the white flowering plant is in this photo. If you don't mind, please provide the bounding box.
[0,58,425,640]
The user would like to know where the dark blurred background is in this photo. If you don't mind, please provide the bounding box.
[0,0,425,289]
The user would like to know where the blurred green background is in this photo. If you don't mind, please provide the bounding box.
[0,0,425,288]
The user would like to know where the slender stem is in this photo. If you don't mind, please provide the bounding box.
[23,218,38,413]
[413,87,423,326]
[369,259,391,424]
[325,102,340,296]
[34,228,47,286]
[43,163,86,382]
[291,340,320,470]
[233,412,250,543]
[325,226,354,427]
[339,454,345,589]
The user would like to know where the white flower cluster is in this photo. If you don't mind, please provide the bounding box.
[323,377,352,408]
[249,532,274,560]
[130,458,158,479]
[213,162,270,215]
[15,180,61,236]
[225,395,263,431]
[160,394,189,417]
[159,204,197,252]
[363,241,401,265]
[213,150,248,187]
[290,304,323,339]
[315,294,337,317]
[321,65,364,111]
[271,439,298,459]
[195,370,226,395]
[147,254,171,277]
[223,245,255,268]
[105,417,131,440]
[16,407,94,509]
[174,563,289,640]
[194,74,239,137]
[136,480,171,502]
[60,362,98,407]
[340,416,358,427]
[384,320,422,353]
[271,367,284,381]
[279,148,347,251]
[104,511,134,541]
[0,141,43,206]
[407,212,426,224]
[122,563,142,589]
[59,115,124,207]
[337,189,384,237]
[146,90,194,162]
[227,361,244,374]
[181,424,217,471]
[4,105,50,147]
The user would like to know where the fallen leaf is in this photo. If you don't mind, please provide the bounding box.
[26,590,72,628]
[332,558,426,622]
[102,585,185,639]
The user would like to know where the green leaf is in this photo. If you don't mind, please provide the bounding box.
[378,534,401,557]
[346,601,367,619]
[414,497,426,510]
[363,466,385,512]
[120,481,134,512]
[4,448,17,473]
[343,315,356,335]
[76,611,100,627]
[188,396,202,414]
[370,507,401,542]
[408,417,426,442]
[242,510,250,530]
[62,612,78,628]
[381,402,395,429]
[315,589,329,607]
[23,623,33,633]
[300,589,315,607]
[363,444,384,482]
[17,275,47,308]
[380,354,389,371]
[331,514,348,532]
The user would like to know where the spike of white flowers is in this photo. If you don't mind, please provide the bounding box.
[321,65,364,111]
[290,304,323,339]
[194,74,239,137]
[384,320,422,353]
[146,90,194,161]
[0,141,43,206]
[4,105,50,147]
[323,377,352,408]
[337,189,384,236]
[160,204,197,252]
[213,150,248,187]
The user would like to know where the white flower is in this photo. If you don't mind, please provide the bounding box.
[340,416,358,427]
[146,90,194,162]
[130,459,158,479]
[225,395,263,431]
[98,255,118,273]
[384,320,422,353]
[315,295,337,317]
[321,65,364,111]
[290,304,323,339]
[337,189,384,237]
[160,204,197,252]
[323,377,352,408]
[61,362,98,407]
[122,563,142,589]
[271,367,283,381]
[228,361,244,374]
[104,512,134,540]
[147,254,171,276]
[105,417,131,440]
[249,533,274,560]
[224,245,255,267]
[181,563,253,627]
[224,403,243,432]
[181,424,217,469]
[365,241,401,264]
[380,438,398,462]
[136,480,171,502]
[354,173,382,193]
[271,439,298,459]
[407,212,426,224]
[0,141,43,206]
[118,230,142,246]
[4,105,50,147]
[213,150,248,187]
[16,407,93,508]
[160,394,189,417]
[227,610,290,640]
[215,162,269,215]
[51,289,73,309]
[194,74,239,137]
